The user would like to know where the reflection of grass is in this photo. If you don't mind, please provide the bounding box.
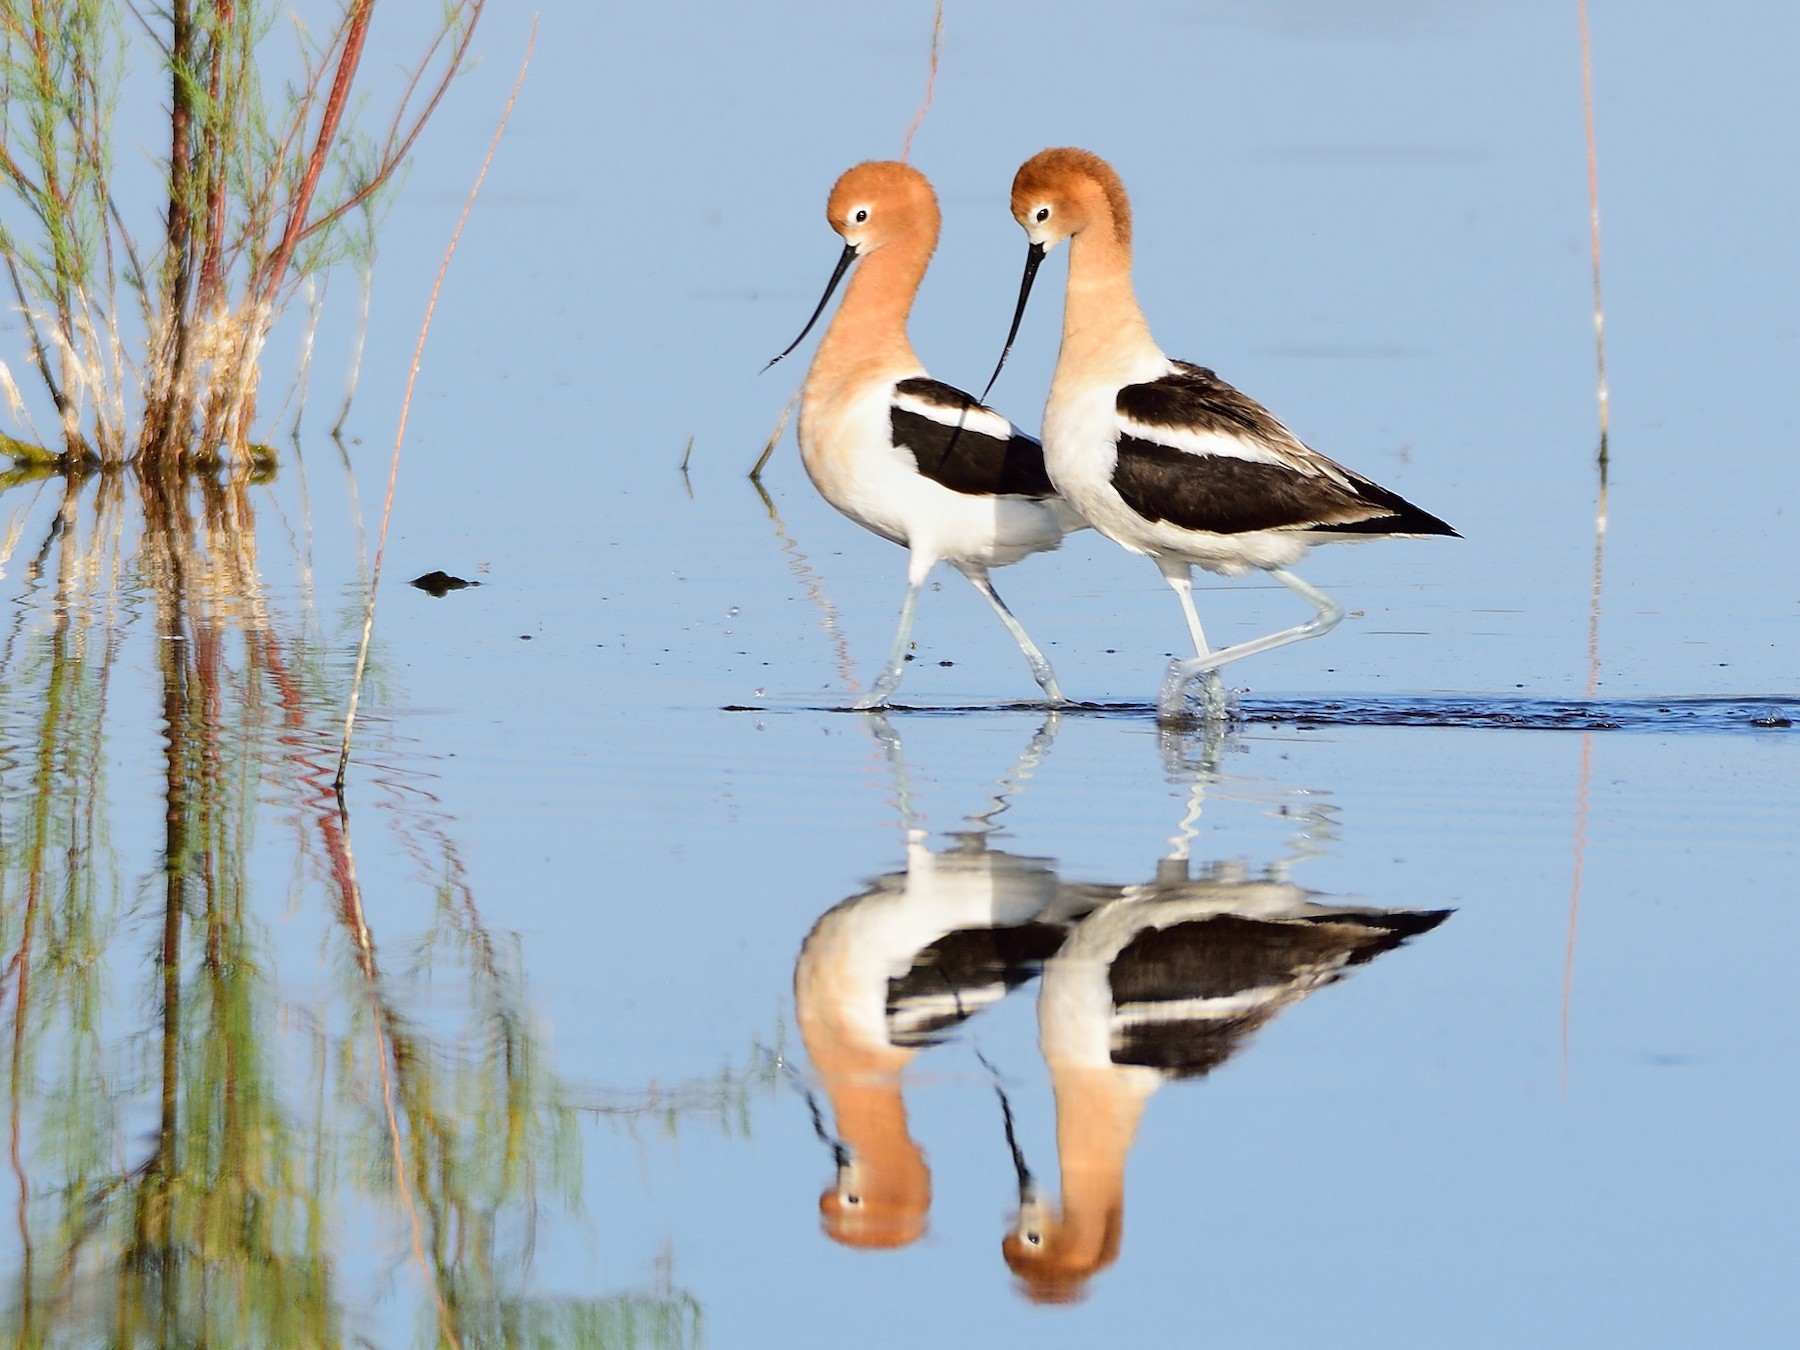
[577,1033,786,1142]
[503,1285,705,1349]
[0,474,762,1345]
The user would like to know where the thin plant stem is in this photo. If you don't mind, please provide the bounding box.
[899,1,945,164]
[1564,412,1609,1096]
[2,254,66,421]
[757,2,940,479]
[335,23,536,792]
[1565,4,1610,1093]
[299,10,487,249]
[751,477,858,694]
[1561,729,1592,1097]
[749,387,798,480]
[334,262,375,437]
[287,276,326,437]
[332,796,462,1350]
[752,6,940,478]
[256,0,377,314]
[1579,0,1609,469]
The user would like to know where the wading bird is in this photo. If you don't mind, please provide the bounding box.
[984,148,1457,721]
[768,161,1085,709]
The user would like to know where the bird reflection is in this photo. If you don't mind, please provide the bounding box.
[790,720,1449,1293]
[1002,755,1449,1303]
[792,714,1078,1248]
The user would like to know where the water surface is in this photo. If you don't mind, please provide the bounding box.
[2,2,1796,1345]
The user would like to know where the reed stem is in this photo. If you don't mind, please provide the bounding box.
[335,22,535,792]
[1578,0,1609,471]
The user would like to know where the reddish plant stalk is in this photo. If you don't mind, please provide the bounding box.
[145,0,199,462]
[196,2,235,318]
[257,0,376,313]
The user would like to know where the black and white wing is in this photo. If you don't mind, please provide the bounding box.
[1107,907,1451,1079]
[891,377,1056,498]
[885,922,1069,1049]
[1111,362,1458,537]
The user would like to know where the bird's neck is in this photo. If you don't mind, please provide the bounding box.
[1040,1064,1151,1273]
[809,241,929,394]
[1055,222,1161,389]
[796,972,928,1209]
[828,1075,931,1209]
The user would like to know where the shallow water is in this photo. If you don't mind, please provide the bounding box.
[2,1,1797,1346]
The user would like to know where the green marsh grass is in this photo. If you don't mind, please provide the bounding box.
[0,0,484,470]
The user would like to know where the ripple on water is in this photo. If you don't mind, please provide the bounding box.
[731,695,1800,734]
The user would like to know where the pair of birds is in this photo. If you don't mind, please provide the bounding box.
[768,149,1458,721]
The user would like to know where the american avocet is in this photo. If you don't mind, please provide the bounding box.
[768,161,1085,709]
[792,717,1073,1247]
[984,148,1458,721]
[1005,860,1448,1302]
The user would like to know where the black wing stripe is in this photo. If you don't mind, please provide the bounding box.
[891,377,1054,498]
[1112,1017,1266,1078]
[1114,362,1458,536]
[1113,436,1458,536]
[1105,910,1450,1078]
[1114,437,1380,534]
[1108,912,1448,1005]
[1304,474,1460,536]
[885,922,1067,1047]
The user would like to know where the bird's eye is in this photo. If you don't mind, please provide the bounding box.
[1025,1230,1043,1246]
[853,208,869,224]
[844,1192,862,1206]
[1034,207,1050,223]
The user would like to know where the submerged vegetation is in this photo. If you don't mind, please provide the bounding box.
[0,470,567,1343]
[0,474,781,1342]
[0,0,484,470]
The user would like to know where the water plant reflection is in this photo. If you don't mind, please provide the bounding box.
[0,467,723,1346]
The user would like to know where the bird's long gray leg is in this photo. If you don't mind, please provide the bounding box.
[955,563,1066,706]
[1157,560,1228,722]
[1161,559,1210,654]
[855,568,928,710]
[1162,566,1344,718]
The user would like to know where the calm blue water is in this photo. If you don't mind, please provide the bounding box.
[2,2,1795,1345]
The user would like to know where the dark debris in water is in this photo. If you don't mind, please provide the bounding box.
[411,570,479,597]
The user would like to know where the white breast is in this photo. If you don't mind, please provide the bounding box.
[802,379,1076,570]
